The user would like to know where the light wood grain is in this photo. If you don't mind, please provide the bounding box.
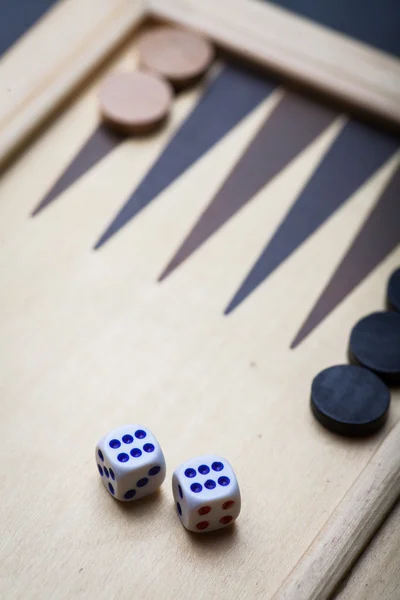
[1,11,400,600]
[274,420,400,600]
[0,0,146,170]
[149,0,400,130]
[2,0,400,173]
[0,41,399,596]
[335,500,400,600]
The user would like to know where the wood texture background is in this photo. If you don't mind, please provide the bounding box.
[0,0,145,169]
[1,0,400,171]
[150,0,400,130]
[275,421,400,599]
[0,3,399,600]
[337,500,400,599]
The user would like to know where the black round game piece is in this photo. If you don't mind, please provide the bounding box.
[348,311,400,385]
[311,365,390,437]
[387,268,400,313]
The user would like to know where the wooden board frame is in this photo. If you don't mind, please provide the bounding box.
[149,0,400,132]
[0,0,147,171]
[0,1,399,598]
[0,0,399,172]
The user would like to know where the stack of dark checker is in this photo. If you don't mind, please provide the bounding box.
[311,268,400,436]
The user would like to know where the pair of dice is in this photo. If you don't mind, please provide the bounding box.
[96,425,241,533]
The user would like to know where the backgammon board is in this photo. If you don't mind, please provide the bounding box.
[1,1,399,599]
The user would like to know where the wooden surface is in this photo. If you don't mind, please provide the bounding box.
[336,500,400,599]
[0,0,145,170]
[149,0,400,131]
[275,420,400,599]
[1,6,400,600]
[2,0,400,172]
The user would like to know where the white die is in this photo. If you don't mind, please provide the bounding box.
[172,455,241,532]
[95,425,166,501]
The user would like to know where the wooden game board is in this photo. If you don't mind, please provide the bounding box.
[0,1,399,599]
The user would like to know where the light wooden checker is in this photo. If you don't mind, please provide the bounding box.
[138,26,214,88]
[99,71,173,133]
[0,2,399,600]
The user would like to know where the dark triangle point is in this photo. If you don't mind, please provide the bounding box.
[226,120,399,316]
[161,92,337,282]
[32,125,124,217]
[292,164,400,348]
[224,295,242,316]
[157,270,168,283]
[94,63,276,250]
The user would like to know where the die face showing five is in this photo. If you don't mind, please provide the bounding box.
[96,425,166,501]
[172,455,241,532]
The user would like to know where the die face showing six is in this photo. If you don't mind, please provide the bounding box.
[172,455,241,532]
[96,425,166,501]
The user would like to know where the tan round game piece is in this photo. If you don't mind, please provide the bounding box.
[138,27,214,88]
[98,71,173,134]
